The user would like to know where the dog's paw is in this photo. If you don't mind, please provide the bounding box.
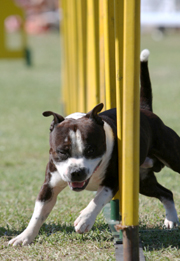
[8,229,35,246]
[74,210,96,234]
[162,199,179,229]
[164,217,179,229]
[163,209,179,229]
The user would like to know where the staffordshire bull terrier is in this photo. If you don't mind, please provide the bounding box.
[9,49,179,246]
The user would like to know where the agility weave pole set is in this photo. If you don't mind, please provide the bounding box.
[60,0,140,260]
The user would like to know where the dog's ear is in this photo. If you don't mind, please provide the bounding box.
[86,103,104,126]
[42,111,64,131]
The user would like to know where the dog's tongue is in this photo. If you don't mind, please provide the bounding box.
[71,181,85,188]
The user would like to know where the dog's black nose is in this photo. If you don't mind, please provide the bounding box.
[70,169,87,182]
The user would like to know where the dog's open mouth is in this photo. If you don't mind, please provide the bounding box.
[68,178,90,192]
[68,160,102,192]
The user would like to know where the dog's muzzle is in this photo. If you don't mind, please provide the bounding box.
[68,168,89,192]
[68,161,102,192]
[70,168,87,182]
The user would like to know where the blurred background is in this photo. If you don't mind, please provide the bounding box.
[3,0,180,36]
[5,0,60,34]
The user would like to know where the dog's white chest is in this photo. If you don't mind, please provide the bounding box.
[85,121,114,191]
[85,170,102,191]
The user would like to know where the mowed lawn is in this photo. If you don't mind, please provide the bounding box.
[0,31,180,260]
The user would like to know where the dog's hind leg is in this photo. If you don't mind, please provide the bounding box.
[140,168,179,228]
[154,124,180,174]
[9,161,67,246]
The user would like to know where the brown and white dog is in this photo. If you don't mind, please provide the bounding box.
[9,50,180,246]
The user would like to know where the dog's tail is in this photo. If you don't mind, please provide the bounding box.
[140,49,153,112]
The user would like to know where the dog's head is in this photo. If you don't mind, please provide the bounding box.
[43,103,106,191]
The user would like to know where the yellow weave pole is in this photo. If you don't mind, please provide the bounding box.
[64,0,73,115]
[71,0,78,113]
[60,0,69,115]
[122,0,141,259]
[99,0,105,107]
[66,0,78,114]
[114,0,124,212]
[103,0,118,209]
[77,0,87,113]
[86,0,99,111]
[103,0,116,110]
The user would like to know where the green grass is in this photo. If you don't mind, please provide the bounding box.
[0,31,180,260]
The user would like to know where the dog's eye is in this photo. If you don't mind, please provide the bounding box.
[57,149,68,156]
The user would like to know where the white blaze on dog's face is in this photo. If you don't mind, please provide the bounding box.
[49,112,106,192]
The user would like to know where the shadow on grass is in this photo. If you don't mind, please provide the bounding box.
[139,227,180,251]
[1,222,113,243]
[0,226,27,242]
[0,226,26,236]
[38,222,113,242]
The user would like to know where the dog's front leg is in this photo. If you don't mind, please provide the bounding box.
[8,198,57,246]
[9,166,67,246]
[74,186,113,233]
